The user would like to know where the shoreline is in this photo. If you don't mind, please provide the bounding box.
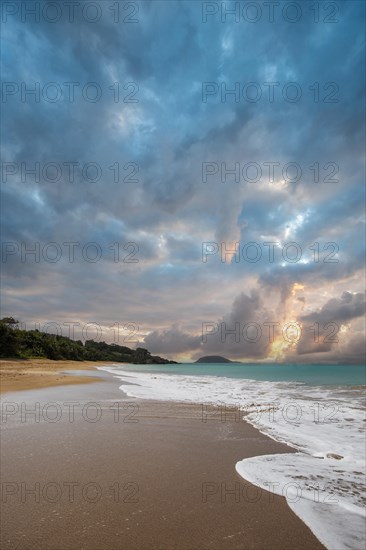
[0,358,120,393]
[0,371,325,549]
[98,365,366,549]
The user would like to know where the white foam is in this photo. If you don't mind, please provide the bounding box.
[98,365,366,549]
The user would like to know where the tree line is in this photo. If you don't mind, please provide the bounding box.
[0,318,176,364]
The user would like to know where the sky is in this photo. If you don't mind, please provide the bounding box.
[1,0,365,363]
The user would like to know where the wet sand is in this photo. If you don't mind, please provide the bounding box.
[0,370,325,549]
[0,359,117,393]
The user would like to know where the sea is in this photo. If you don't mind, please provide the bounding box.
[98,362,366,550]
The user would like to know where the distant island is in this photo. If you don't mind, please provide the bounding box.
[195,355,240,363]
[0,317,177,365]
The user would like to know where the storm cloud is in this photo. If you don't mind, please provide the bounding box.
[1,0,365,363]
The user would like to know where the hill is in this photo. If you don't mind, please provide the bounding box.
[195,355,237,363]
[0,317,177,364]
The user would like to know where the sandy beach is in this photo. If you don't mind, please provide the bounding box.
[0,370,325,549]
[0,359,116,393]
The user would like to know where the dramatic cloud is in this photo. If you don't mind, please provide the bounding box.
[297,292,366,356]
[1,0,365,363]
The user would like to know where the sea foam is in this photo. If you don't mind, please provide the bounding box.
[98,365,366,549]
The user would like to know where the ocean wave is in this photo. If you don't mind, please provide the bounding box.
[98,365,366,549]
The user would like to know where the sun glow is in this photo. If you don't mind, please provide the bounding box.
[268,322,302,361]
[267,283,305,361]
[292,283,305,295]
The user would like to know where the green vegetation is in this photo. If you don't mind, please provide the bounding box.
[0,318,176,364]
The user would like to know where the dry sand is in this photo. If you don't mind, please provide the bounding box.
[0,358,117,393]
[0,373,325,549]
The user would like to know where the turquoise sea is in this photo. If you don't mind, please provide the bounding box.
[101,360,366,548]
[119,362,366,386]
